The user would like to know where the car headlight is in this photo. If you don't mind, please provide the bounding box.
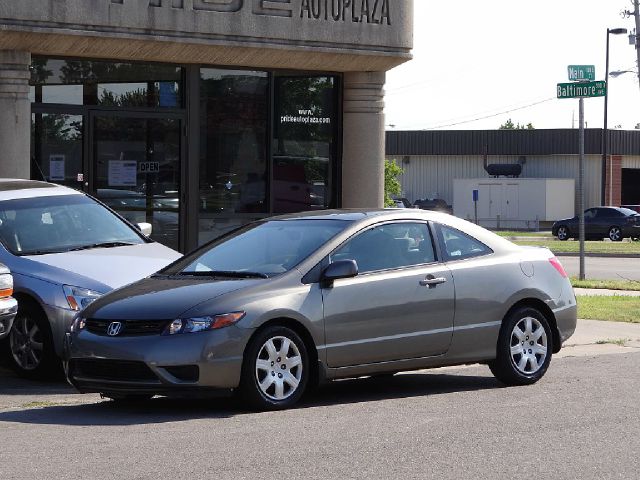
[0,273,13,298]
[163,311,246,335]
[63,285,102,311]
[70,316,87,333]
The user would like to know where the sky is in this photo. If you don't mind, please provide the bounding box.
[385,0,640,131]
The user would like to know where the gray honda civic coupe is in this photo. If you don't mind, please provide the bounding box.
[65,209,577,410]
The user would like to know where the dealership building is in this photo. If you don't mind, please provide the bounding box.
[0,0,412,252]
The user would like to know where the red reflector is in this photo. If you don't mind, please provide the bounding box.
[549,257,568,278]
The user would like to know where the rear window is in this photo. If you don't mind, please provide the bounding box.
[435,224,493,261]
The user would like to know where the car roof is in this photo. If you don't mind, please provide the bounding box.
[266,209,519,251]
[0,179,83,202]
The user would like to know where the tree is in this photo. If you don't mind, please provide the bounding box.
[499,118,534,130]
[384,159,403,207]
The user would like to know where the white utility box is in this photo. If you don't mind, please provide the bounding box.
[453,178,575,229]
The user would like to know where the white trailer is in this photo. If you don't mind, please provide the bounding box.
[453,178,575,229]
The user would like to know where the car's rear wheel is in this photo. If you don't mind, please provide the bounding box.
[6,302,59,379]
[489,307,553,386]
[556,225,570,241]
[608,226,623,242]
[239,326,309,411]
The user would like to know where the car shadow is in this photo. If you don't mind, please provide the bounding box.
[302,370,502,409]
[0,369,503,426]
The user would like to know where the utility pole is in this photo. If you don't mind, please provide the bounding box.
[623,0,640,91]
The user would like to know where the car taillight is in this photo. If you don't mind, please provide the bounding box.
[549,257,568,278]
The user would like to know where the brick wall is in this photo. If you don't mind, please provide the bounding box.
[605,155,622,206]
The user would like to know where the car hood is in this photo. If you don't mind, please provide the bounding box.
[11,243,181,292]
[81,275,263,320]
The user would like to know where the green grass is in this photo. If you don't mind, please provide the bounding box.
[513,239,640,255]
[595,338,631,346]
[494,231,552,237]
[577,296,640,323]
[571,277,640,291]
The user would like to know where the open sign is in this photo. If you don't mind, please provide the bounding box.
[139,162,160,173]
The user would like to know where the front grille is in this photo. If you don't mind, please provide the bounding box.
[85,319,170,336]
[70,359,158,382]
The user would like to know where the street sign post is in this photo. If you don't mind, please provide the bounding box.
[557,81,606,99]
[557,65,599,279]
[568,65,595,81]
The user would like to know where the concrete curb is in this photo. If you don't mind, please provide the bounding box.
[555,252,640,258]
[574,288,640,296]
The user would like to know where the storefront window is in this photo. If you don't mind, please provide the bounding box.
[31,113,83,188]
[273,76,338,213]
[29,58,183,108]
[198,69,268,245]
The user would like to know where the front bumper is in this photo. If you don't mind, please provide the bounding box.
[64,324,250,396]
[0,297,18,340]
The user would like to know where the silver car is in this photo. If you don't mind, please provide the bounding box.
[66,209,577,410]
[0,263,18,339]
[0,179,181,378]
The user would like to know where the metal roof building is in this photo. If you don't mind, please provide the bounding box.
[385,129,640,215]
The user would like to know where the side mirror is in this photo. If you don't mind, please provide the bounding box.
[321,260,358,287]
[137,222,153,236]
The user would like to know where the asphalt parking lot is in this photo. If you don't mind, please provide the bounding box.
[1,331,639,480]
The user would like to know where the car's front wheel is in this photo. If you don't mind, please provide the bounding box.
[239,326,309,411]
[489,307,553,386]
[608,226,623,242]
[6,302,59,379]
[556,225,570,241]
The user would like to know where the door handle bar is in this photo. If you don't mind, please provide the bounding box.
[419,276,447,287]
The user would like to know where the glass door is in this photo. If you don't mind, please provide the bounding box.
[90,113,183,251]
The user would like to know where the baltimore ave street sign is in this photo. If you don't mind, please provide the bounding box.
[557,81,606,99]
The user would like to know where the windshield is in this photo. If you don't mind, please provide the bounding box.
[169,219,350,277]
[0,194,145,255]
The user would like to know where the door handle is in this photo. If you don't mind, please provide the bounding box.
[419,275,447,288]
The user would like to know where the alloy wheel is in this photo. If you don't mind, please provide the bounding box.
[255,336,303,401]
[557,226,569,241]
[509,316,548,375]
[9,314,43,371]
[609,226,622,242]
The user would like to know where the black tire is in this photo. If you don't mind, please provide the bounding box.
[489,307,553,386]
[238,326,309,411]
[5,301,60,379]
[608,226,623,242]
[556,225,570,241]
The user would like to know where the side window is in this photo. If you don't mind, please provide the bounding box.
[584,209,596,219]
[436,224,492,261]
[330,222,436,274]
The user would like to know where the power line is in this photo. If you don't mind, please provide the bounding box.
[397,97,556,130]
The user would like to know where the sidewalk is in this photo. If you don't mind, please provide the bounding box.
[558,318,640,358]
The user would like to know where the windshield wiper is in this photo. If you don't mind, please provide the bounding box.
[20,249,66,256]
[178,270,269,279]
[67,241,138,252]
